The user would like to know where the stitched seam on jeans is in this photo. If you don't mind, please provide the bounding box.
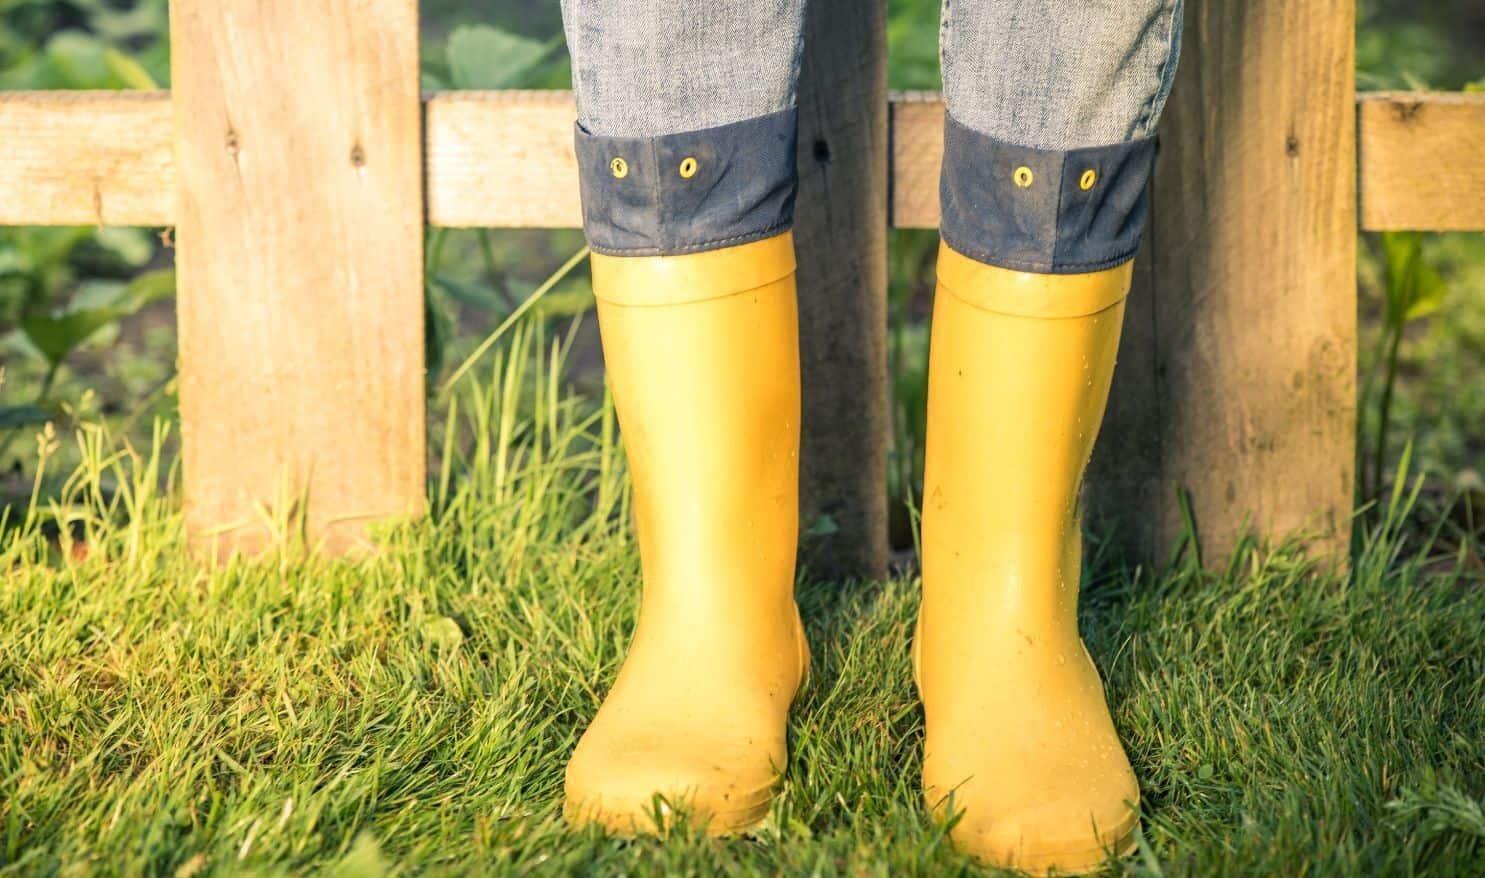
[940,228,1139,274]
[1050,152,1069,268]
[939,228,1051,273]
[786,0,807,111]
[1132,7,1164,135]
[648,137,664,231]
[1135,0,1182,139]
[587,220,794,257]
[1051,247,1141,270]
[939,0,952,90]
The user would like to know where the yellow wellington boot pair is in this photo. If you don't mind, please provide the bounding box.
[917,241,1140,874]
[563,232,810,836]
[563,231,1138,870]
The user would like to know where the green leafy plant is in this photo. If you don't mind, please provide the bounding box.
[17,266,174,393]
[1360,232,1447,517]
[446,24,558,90]
[1,0,170,89]
[421,24,583,391]
[422,23,563,91]
[1,2,172,473]
[0,225,174,461]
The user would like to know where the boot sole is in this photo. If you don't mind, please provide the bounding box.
[563,782,777,838]
[974,811,1140,876]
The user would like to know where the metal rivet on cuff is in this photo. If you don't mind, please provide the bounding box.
[609,157,628,179]
[1080,169,1098,190]
[1013,166,1034,188]
[678,156,698,179]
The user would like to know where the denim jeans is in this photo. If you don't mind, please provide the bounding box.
[561,0,1183,271]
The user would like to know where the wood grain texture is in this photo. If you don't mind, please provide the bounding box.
[888,92,944,230]
[1359,91,1485,231]
[5,90,1483,232]
[793,0,891,580]
[0,90,173,226]
[1086,0,1358,563]
[425,90,580,228]
[169,0,426,556]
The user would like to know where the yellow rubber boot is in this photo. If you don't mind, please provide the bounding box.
[917,242,1139,874]
[563,232,810,837]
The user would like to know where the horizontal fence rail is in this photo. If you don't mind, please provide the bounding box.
[2,64,1480,565]
[2,89,1482,232]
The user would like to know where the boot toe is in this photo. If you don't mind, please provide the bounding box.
[564,728,782,836]
[926,767,1139,876]
[945,794,1138,875]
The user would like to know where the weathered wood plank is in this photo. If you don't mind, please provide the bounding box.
[4,90,1483,233]
[887,92,943,230]
[1087,0,1358,563]
[892,90,1485,234]
[793,0,891,579]
[425,90,580,228]
[1359,91,1485,231]
[170,0,426,555]
[0,90,173,226]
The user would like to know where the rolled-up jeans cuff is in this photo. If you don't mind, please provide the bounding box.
[573,108,799,257]
[938,112,1157,275]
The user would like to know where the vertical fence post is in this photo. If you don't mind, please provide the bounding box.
[794,0,891,580]
[1089,0,1358,564]
[169,0,426,556]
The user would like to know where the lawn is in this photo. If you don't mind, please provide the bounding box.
[3,326,1483,877]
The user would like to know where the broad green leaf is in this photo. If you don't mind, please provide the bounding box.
[1402,261,1445,323]
[103,47,158,90]
[116,268,176,312]
[17,270,172,365]
[22,306,122,364]
[1380,231,1417,326]
[804,514,840,538]
[0,50,49,90]
[1381,232,1447,327]
[0,243,34,276]
[93,227,155,267]
[446,25,550,90]
[70,279,126,311]
[44,31,112,88]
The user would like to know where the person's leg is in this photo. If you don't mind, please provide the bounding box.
[557,0,810,837]
[918,1,1183,872]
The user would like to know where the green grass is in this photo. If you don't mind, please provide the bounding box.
[3,322,1484,877]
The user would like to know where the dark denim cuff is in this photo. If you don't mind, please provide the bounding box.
[573,108,799,256]
[938,112,1156,274]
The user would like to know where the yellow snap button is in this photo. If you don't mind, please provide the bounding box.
[1080,169,1098,190]
[1013,166,1034,188]
[610,157,628,179]
[679,156,699,179]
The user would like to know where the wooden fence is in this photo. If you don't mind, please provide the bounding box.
[2,0,1483,572]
